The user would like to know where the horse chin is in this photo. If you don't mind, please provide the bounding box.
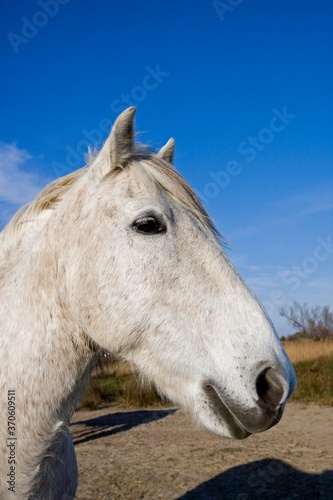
[199,384,251,440]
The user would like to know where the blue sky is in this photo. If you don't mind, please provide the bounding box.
[1,0,332,336]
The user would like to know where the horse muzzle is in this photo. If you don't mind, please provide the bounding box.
[203,364,296,439]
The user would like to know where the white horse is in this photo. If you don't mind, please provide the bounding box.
[0,107,296,499]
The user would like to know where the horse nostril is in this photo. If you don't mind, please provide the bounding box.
[255,367,285,410]
[256,369,270,400]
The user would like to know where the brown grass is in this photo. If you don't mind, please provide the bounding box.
[81,340,333,410]
[290,356,333,405]
[282,339,333,406]
[93,356,132,378]
[81,356,167,410]
[282,339,333,363]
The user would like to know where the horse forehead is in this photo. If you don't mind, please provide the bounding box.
[99,169,148,200]
[101,171,173,213]
[121,194,172,214]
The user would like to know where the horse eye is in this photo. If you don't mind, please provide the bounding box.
[133,216,166,235]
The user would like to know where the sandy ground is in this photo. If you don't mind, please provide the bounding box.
[72,402,333,499]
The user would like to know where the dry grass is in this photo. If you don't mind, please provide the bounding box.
[282,339,333,406]
[282,339,333,363]
[81,356,167,410]
[93,356,132,378]
[290,356,333,405]
[81,340,333,410]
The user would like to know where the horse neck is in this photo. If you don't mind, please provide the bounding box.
[0,219,98,495]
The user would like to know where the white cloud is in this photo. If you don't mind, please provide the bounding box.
[277,184,333,216]
[229,254,333,336]
[228,184,333,242]
[0,142,47,206]
[224,184,333,336]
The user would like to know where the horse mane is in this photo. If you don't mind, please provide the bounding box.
[0,167,87,255]
[1,146,218,257]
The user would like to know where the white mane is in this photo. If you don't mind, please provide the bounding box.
[1,151,217,259]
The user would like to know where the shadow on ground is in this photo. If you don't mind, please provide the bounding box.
[72,409,176,445]
[177,459,333,499]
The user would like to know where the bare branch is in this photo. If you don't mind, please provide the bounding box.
[280,302,333,339]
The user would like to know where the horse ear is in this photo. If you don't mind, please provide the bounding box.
[157,138,175,164]
[91,107,136,178]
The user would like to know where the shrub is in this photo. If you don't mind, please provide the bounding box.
[291,356,333,405]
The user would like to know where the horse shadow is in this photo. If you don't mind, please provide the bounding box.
[72,408,176,446]
[177,458,333,499]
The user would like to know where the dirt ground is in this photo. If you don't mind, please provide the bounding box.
[72,402,333,499]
